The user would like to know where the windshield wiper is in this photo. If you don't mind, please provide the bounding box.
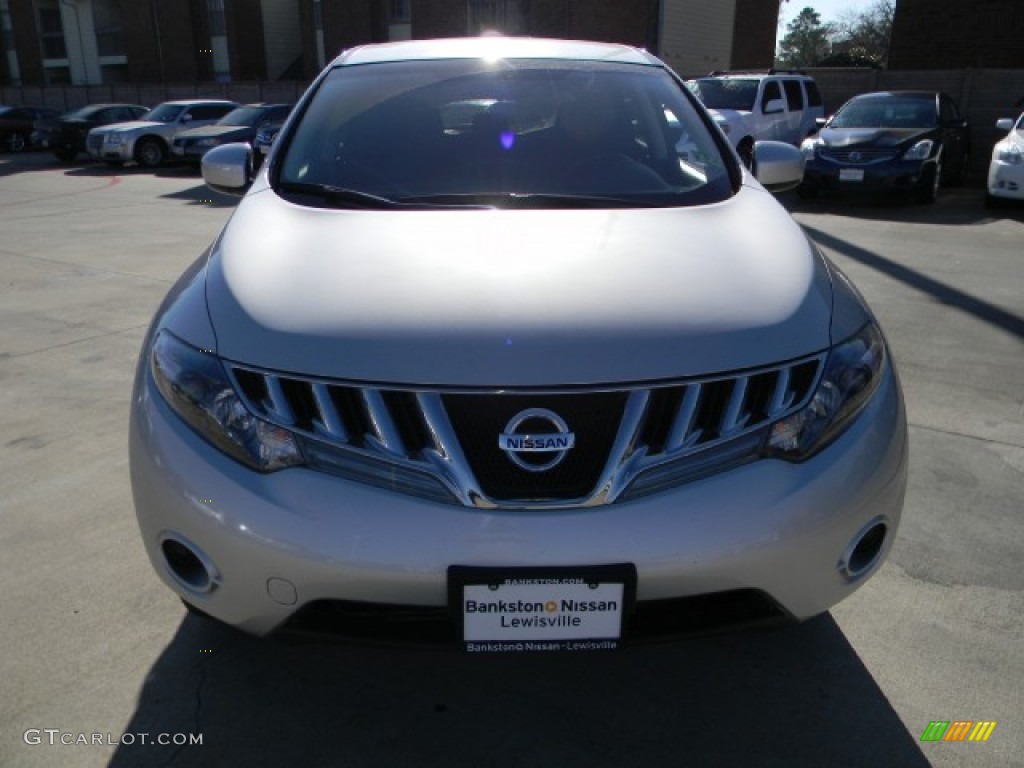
[277,182,492,210]
[399,192,664,209]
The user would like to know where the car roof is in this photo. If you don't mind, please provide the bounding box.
[696,71,814,81]
[333,36,659,68]
[158,99,238,106]
[851,91,941,100]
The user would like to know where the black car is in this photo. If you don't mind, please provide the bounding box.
[171,103,292,165]
[252,119,285,170]
[799,91,971,203]
[33,103,149,162]
[0,105,61,152]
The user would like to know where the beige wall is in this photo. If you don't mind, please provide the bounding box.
[658,0,735,78]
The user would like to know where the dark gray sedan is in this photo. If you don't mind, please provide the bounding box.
[171,103,291,165]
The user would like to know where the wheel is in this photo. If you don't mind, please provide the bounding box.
[796,183,818,199]
[916,160,940,204]
[737,138,755,171]
[948,151,969,186]
[134,137,166,168]
[54,147,78,163]
[5,131,27,153]
[984,193,1003,209]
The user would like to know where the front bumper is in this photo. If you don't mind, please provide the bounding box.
[130,360,908,640]
[987,159,1024,200]
[95,140,134,162]
[803,157,930,192]
[171,143,210,161]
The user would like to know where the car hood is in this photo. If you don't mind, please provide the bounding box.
[104,120,165,134]
[818,126,935,148]
[204,185,833,387]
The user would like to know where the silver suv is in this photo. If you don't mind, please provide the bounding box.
[130,38,907,650]
[87,99,237,168]
[688,71,825,165]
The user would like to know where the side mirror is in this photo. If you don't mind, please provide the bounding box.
[995,118,1014,132]
[753,140,804,194]
[763,98,785,115]
[181,113,193,122]
[202,142,253,196]
[815,117,828,129]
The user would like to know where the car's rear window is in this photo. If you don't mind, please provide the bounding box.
[277,59,732,208]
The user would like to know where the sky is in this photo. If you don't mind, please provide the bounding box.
[776,0,879,45]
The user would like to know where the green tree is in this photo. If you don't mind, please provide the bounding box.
[832,0,895,68]
[776,7,834,68]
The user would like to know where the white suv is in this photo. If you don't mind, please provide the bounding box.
[688,71,824,166]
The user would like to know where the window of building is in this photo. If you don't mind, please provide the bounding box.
[207,0,226,37]
[92,0,124,57]
[390,0,411,23]
[36,0,67,60]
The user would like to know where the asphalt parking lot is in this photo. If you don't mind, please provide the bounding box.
[1,150,1022,768]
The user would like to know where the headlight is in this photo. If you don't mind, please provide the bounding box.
[150,331,303,472]
[902,139,934,161]
[997,145,1023,165]
[800,137,820,158]
[196,138,221,148]
[105,133,125,146]
[766,323,886,461]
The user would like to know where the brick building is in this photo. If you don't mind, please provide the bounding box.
[0,0,781,87]
[889,0,1024,69]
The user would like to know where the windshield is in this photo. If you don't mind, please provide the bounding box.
[830,98,938,129]
[63,106,102,120]
[217,107,266,127]
[143,104,184,123]
[277,59,732,208]
[688,79,759,111]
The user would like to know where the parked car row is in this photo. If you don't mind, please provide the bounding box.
[687,71,1019,208]
[1,99,292,169]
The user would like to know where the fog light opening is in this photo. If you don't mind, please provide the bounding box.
[841,519,888,579]
[160,536,218,593]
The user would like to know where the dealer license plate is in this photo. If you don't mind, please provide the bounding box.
[839,168,865,182]
[449,564,635,652]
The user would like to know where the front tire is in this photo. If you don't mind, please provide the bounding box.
[54,147,78,162]
[5,131,28,153]
[916,160,941,204]
[737,138,755,171]
[134,137,166,169]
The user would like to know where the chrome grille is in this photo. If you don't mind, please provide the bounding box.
[820,147,898,164]
[226,354,825,509]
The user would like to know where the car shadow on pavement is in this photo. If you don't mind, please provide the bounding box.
[804,224,1024,341]
[159,185,239,208]
[784,187,1024,225]
[109,612,931,768]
